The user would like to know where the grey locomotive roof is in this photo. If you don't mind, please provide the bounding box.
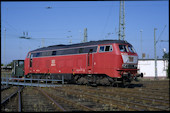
[30,40,131,52]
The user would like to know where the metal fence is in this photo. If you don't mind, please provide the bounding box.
[1,74,64,87]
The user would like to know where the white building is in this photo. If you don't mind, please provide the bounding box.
[138,59,168,79]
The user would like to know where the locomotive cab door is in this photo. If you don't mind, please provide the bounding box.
[87,49,93,74]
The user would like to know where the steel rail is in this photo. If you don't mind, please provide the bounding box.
[54,87,139,111]
[122,86,169,95]
[1,89,18,106]
[66,85,169,103]
[41,87,95,111]
[1,86,23,111]
[37,88,66,111]
[21,87,59,112]
[70,85,169,107]
[1,85,11,91]
[97,86,169,101]
[18,87,24,112]
[55,86,168,111]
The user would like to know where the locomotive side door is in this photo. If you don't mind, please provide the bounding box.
[29,53,33,73]
[87,49,93,74]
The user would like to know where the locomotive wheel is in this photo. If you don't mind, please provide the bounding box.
[77,77,88,85]
[100,77,111,86]
[122,79,126,87]
[121,79,131,88]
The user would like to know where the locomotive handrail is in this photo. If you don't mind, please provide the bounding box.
[1,75,64,87]
[1,77,63,81]
[5,77,63,82]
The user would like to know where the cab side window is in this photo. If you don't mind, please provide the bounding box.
[105,45,113,52]
[99,46,105,52]
[119,45,128,52]
[99,45,113,52]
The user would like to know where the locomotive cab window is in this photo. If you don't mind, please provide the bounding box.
[119,45,128,52]
[99,45,113,52]
[99,46,105,52]
[105,45,113,52]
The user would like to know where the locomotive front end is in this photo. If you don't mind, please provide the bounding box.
[117,44,143,84]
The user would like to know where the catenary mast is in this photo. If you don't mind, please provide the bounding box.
[118,0,125,40]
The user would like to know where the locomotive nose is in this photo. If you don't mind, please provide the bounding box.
[121,54,138,64]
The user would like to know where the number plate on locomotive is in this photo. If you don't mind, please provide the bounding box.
[129,57,134,62]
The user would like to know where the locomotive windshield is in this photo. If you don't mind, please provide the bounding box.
[128,45,136,53]
[119,45,136,53]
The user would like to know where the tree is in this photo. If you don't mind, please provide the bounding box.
[7,62,13,67]
[162,52,169,59]
[162,52,169,78]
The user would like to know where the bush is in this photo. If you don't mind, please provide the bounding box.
[167,64,169,78]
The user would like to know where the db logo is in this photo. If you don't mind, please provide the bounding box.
[51,59,56,66]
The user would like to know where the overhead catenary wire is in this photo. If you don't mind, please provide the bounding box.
[4,5,118,9]
[156,25,167,44]
[2,3,118,42]
[2,20,20,34]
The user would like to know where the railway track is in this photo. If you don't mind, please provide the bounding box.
[1,85,11,91]
[1,80,169,111]
[55,85,169,111]
[40,87,97,111]
[51,87,124,111]
[21,87,60,112]
[1,86,65,112]
[68,85,169,110]
[54,86,141,111]
[1,86,19,103]
[134,81,169,92]
[1,86,23,112]
[97,87,169,101]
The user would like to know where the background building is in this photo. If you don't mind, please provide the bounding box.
[138,59,168,79]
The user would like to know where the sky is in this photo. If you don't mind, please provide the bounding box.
[1,1,169,65]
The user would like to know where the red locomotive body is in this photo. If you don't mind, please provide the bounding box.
[24,40,143,86]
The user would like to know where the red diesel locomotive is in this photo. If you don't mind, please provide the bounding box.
[24,40,143,86]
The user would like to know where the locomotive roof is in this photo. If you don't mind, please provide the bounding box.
[30,40,131,52]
